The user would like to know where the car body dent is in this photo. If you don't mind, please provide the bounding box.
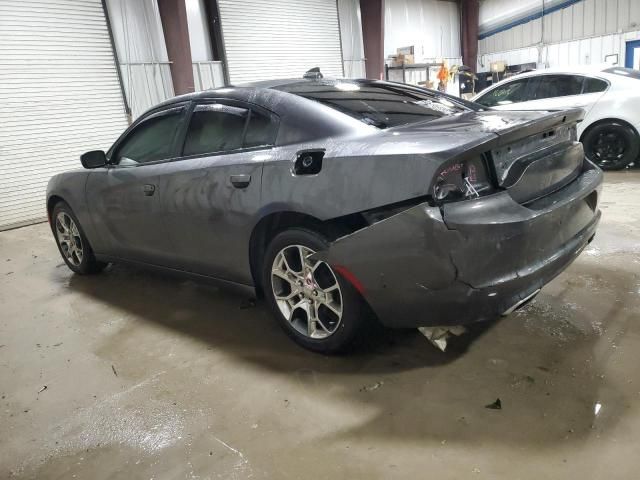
[316,162,602,328]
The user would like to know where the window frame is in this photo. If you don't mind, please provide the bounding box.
[477,73,611,107]
[177,98,280,162]
[105,98,280,169]
[106,102,190,168]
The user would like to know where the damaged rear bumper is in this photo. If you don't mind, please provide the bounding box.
[317,161,603,328]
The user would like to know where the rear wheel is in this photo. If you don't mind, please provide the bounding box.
[262,228,365,353]
[583,121,639,170]
[51,201,107,274]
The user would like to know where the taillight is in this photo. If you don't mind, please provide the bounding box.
[432,156,495,204]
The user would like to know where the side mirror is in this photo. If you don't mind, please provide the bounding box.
[80,150,107,169]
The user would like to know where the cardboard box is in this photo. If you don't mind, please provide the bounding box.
[397,53,415,65]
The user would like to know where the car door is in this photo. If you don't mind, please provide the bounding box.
[161,100,279,285]
[86,104,188,265]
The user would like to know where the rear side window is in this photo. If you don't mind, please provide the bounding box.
[476,78,530,107]
[182,103,278,156]
[583,77,609,93]
[183,104,249,156]
[116,109,183,164]
[530,75,583,100]
[244,110,278,148]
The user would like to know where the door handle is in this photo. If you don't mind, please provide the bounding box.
[143,184,156,196]
[230,174,251,188]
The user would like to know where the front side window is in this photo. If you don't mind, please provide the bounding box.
[530,75,584,100]
[276,81,470,129]
[115,109,184,165]
[475,79,531,107]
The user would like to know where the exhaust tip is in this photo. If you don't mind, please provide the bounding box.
[502,289,541,316]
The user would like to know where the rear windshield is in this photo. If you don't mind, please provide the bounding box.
[603,67,640,80]
[275,81,472,129]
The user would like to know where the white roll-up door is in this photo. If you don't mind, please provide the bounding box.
[217,0,344,84]
[0,0,129,230]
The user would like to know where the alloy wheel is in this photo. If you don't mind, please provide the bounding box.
[590,131,627,168]
[55,212,84,267]
[270,245,343,339]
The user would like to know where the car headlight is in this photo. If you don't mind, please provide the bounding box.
[432,156,495,203]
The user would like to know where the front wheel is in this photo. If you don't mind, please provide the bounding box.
[583,121,639,170]
[51,201,107,274]
[262,228,365,353]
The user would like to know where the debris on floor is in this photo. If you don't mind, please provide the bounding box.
[37,385,47,394]
[418,325,467,351]
[360,381,384,392]
[111,365,118,377]
[485,398,502,410]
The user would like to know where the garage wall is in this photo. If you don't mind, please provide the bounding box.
[0,0,129,230]
[385,0,461,60]
[478,0,640,71]
[106,0,174,119]
[478,30,640,71]
[217,0,344,84]
[338,0,366,78]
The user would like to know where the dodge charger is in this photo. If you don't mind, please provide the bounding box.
[47,74,603,353]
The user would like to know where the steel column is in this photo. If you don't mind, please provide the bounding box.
[157,0,195,95]
[359,0,385,80]
[460,0,480,72]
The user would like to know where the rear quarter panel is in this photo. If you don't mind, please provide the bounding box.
[259,129,497,221]
[582,87,640,135]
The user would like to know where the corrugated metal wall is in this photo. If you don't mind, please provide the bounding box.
[479,30,640,71]
[385,0,461,60]
[0,0,129,230]
[218,0,344,84]
[106,0,173,119]
[478,0,640,71]
[338,0,366,78]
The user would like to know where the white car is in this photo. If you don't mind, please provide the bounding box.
[473,66,640,170]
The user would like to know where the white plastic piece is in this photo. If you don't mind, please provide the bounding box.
[418,325,467,352]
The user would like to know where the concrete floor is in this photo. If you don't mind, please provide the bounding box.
[1,172,639,480]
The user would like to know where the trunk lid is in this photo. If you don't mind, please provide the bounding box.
[390,108,586,204]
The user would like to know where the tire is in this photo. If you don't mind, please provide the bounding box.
[583,121,639,170]
[261,228,365,354]
[51,201,107,274]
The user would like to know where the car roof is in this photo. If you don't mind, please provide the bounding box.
[493,65,611,82]
[145,76,480,123]
[149,77,429,112]
[522,64,612,75]
[150,77,356,111]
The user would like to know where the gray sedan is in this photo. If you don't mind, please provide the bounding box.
[47,76,603,353]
